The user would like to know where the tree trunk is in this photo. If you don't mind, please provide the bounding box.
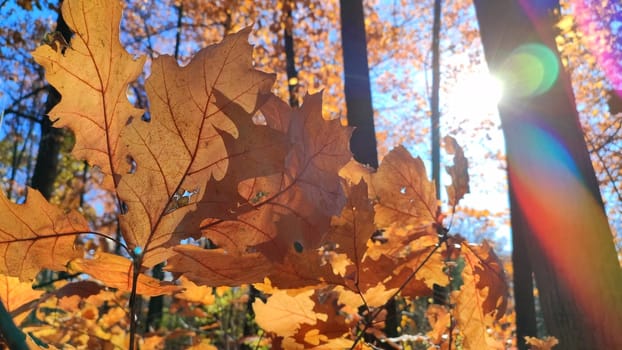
[339,0,378,168]
[31,3,70,199]
[474,1,622,348]
[431,0,442,199]
[283,0,299,108]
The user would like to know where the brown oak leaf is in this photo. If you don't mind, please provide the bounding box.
[444,136,470,208]
[116,27,286,266]
[175,92,352,285]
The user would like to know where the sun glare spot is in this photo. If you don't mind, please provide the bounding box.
[446,70,503,122]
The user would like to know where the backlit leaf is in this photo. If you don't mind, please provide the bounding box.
[68,252,180,296]
[373,146,438,229]
[253,289,324,338]
[0,189,87,280]
[31,0,145,190]
[117,27,285,266]
[444,136,470,207]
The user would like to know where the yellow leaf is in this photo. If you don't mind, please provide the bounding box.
[253,289,324,338]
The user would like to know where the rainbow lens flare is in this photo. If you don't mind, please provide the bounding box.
[500,43,560,98]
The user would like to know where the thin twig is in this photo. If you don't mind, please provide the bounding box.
[349,234,448,349]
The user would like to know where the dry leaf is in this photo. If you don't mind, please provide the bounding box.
[253,289,324,338]
[0,189,87,280]
[31,0,145,190]
[373,146,438,229]
[68,252,180,296]
[443,136,470,207]
[117,27,285,266]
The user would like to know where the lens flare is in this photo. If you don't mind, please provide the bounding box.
[570,0,622,92]
[499,43,559,97]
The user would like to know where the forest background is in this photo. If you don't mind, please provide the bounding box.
[0,0,620,349]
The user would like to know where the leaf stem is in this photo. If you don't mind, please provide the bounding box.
[0,299,28,350]
[128,255,142,350]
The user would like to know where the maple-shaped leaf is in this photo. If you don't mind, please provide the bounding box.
[67,252,180,296]
[31,0,145,190]
[117,27,285,266]
[0,189,87,280]
[373,146,438,230]
[444,136,470,208]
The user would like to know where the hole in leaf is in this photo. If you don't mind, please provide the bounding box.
[120,201,129,214]
[371,229,387,244]
[400,187,407,194]
[250,191,268,204]
[141,112,151,122]
[165,188,200,213]
[293,241,303,253]
[126,155,136,174]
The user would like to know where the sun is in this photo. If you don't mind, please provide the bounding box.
[445,69,503,122]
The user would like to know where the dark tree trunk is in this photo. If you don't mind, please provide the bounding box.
[31,2,71,200]
[431,0,442,199]
[339,0,378,168]
[474,1,622,348]
[283,0,299,108]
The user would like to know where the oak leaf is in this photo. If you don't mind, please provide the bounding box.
[444,136,470,208]
[373,146,438,230]
[0,189,87,280]
[174,276,215,305]
[0,273,43,324]
[172,92,352,286]
[68,252,180,296]
[117,27,285,265]
[31,0,145,191]
[464,240,508,319]
[167,246,270,286]
[450,241,504,350]
[253,289,325,338]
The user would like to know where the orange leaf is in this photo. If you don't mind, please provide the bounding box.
[0,189,87,280]
[68,252,180,296]
[450,241,503,350]
[0,273,43,324]
[31,0,145,191]
[463,240,508,319]
[326,180,375,269]
[443,136,470,207]
[253,289,324,338]
[174,276,215,305]
[525,336,559,350]
[373,146,438,229]
[116,27,285,266]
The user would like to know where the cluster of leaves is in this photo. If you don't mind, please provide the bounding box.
[0,0,508,348]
